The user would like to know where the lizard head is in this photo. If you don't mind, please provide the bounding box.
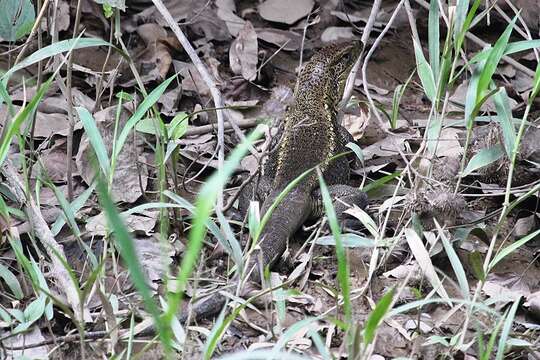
[325,41,363,96]
[295,41,362,109]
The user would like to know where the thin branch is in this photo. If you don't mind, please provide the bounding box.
[65,0,83,202]
[151,0,256,209]
[362,0,407,129]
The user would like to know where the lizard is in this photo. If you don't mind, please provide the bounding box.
[181,41,368,323]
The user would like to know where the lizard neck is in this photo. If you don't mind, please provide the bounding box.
[293,60,341,117]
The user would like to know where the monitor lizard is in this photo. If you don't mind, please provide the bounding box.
[181,41,368,323]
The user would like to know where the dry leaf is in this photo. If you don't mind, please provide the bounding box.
[257,28,304,51]
[229,21,258,81]
[321,27,356,43]
[258,0,314,25]
[76,105,148,203]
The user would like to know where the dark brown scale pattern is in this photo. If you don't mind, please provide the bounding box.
[181,42,367,323]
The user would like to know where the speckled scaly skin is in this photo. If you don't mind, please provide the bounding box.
[182,42,368,323]
[256,41,365,271]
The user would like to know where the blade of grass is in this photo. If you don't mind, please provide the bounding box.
[318,170,351,322]
[164,126,264,332]
[495,297,521,360]
[76,107,111,177]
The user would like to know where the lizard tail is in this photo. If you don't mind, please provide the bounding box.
[179,293,227,324]
[179,188,312,323]
[255,188,312,277]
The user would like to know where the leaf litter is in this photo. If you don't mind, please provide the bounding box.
[0,0,539,359]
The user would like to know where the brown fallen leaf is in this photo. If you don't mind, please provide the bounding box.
[258,0,314,25]
[76,104,148,203]
[257,28,304,51]
[229,21,258,81]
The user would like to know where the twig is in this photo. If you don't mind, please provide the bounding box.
[151,0,256,209]
[65,0,83,202]
[339,0,382,117]
[184,117,259,137]
[13,0,51,65]
[361,0,407,129]
[1,161,88,323]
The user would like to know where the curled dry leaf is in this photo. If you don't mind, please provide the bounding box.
[434,127,463,158]
[121,23,174,86]
[86,210,159,237]
[258,0,314,25]
[216,0,246,37]
[229,21,258,81]
[173,60,211,96]
[32,142,71,183]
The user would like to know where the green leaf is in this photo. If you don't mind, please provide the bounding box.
[51,183,96,236]
[413,39,436,101]
[468,251,485,281]
[169,126,264,357]
[496,298,521,360]
[0,0,35,41]
[493,88,516,157]
[529,59,540,104]
[462,145,504,177]
[169,112,188,140]
[315,233,375,248]
[135,117,162,136]
[489,229,540,271]
[437,222,469,299]
[470,39,540,65]
[318,172,351,322]
[93,0,126,11]
[476,15,517,100]
[271,317,321,355]
[428,0,440,82]
[0,77,52,167]
[0,263,23,299]
[76,107,111,178]
[95,175,167,345]
[2,38,113,84]
[363,288,394,345]
[453,0,471,42]
[114,75,176,160]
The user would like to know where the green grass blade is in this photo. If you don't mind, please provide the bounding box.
[318,171,351,322]
[428,0,440,81]
[0,77,53,167]
[51,183,96,236]
[493,88,516,157]
[436,221,469,299]
[488,229,540,271]
[476,15,517,99]
[165,126,263,331]
[94,177,166,346]
[76,107,111,178]
[363,288,394,346]
[113,75,176,161]
[1,38,114,84]
[413,39,436,101]
[462,145,504,177]
[495,297,521,360]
